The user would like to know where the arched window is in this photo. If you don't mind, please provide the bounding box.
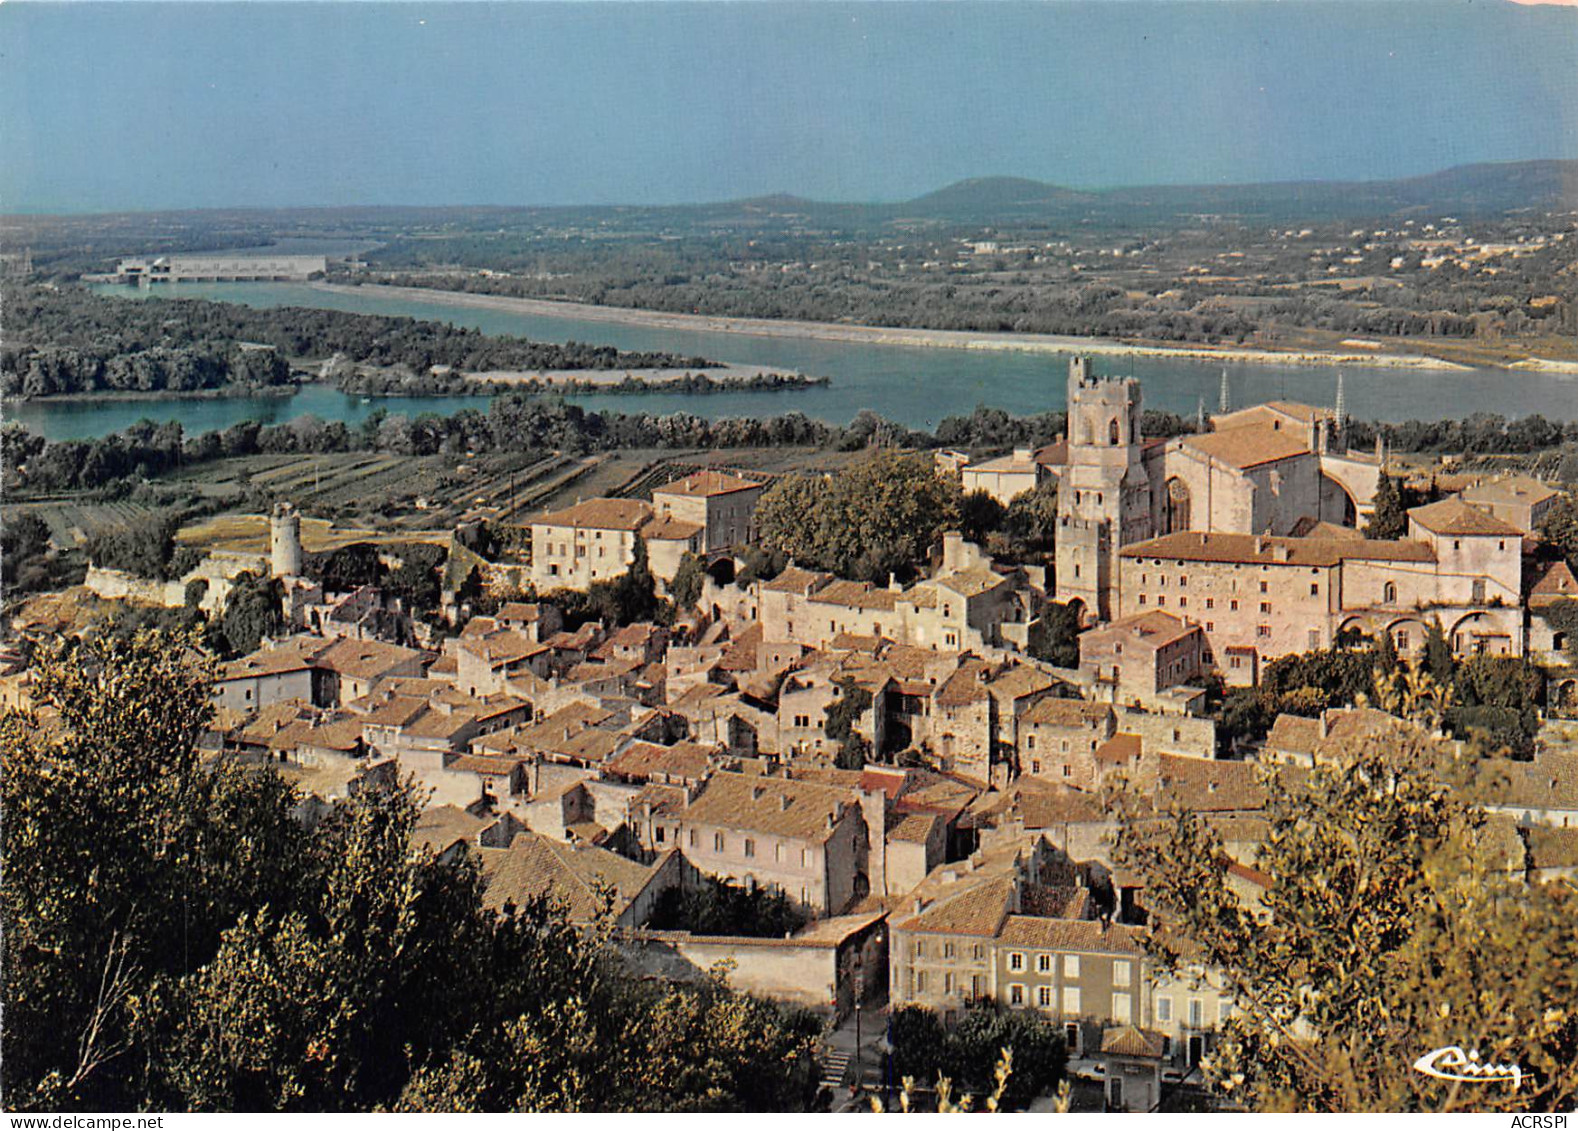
[1383,582,1397,604]
[1109,418,1121,446]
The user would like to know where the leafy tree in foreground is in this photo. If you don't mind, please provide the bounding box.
[1,630,822,1113]
[754,450,962,582]
[1111,724,1578,1112]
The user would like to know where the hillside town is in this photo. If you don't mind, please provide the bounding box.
[12,357,1574,1112]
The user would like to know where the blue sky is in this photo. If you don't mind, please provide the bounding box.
[2,1,1575,212]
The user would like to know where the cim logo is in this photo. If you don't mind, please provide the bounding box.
[1413,1046,1525,1089]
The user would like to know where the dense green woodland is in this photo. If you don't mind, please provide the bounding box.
[0,284,708,397]
[0,632,823,1112]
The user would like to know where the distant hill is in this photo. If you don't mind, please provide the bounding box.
[895,160,1578,222]
[901,176,1095,216]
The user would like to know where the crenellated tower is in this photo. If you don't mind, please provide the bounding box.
[1054,358,1153,622]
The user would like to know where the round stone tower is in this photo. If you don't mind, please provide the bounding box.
[270,502,302,578]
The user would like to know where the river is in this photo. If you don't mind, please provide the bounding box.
[6,282,1575,441]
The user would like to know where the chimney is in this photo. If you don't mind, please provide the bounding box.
[780,794,793,811]
[1254,537,1266,555]
[1272,543,1290,562]
[912,897,925,915]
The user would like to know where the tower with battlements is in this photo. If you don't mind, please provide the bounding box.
[1054,359,1153,622]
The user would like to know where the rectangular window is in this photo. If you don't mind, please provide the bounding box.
[1189,999,1204,1026]
[1309,583,1319,596]
[1062,986,1082,1016]
[1037,985,1052,1008]
[1037,953,1051,974]
[1259,580,1269,594]
[916,971,926,993]
[915,940,926,958]
[1179,575,1188,588]
[1157,595,1166,607]
[1205,598,1215,609]
[943,942,956,959]
[972,945,984,961]
[1113,960,1132,987]
[1258,625,1271,638]
[744,838,755,858]
[1156,996,1173,1023]
[1063,954,1081,977]
[1113,992,1133,1020]
[688,829,697,848]
[1138,594,1147,606]
[714,832,725,852]
[1178,597,1187,608]
[1009,952,1025,972]
[944,973,954,995]
[1308,629,1320,649]
[1010,984,1025,1006]
[971,975,983,997]
[1230,599,1239,611]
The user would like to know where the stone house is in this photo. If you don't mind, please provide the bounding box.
[1459,474,1563,535]
[1078,610,1205,707]
[529,497,653,591]
[650,469,765,552]
[1018,698,1117,787]
[650,771,879,917]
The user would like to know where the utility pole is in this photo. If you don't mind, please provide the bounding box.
[1218,368,1230,414]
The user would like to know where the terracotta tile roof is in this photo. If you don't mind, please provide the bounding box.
[1265,713,1321,756]
[219,641,319,681]
[1101,1026,1168,1059]
[415,804,488,853]
[1119,530,1434,566]
[1035,440,1069,468]
[935,660,993,707]
[445,752,527,776]
[683,771,857,842]
[458,629,548,668]
[1409,497,1522,537]
[653,469,763,498]
[1530,561,1578,608]
[760,565,831,594]
[969,781,1106,828]
[1181,425,1310,470]
[1526,826,1578,870]
[1090,610,1199,650]
[1155,754,1280,813]
[1462,475,1562,508]
[314,637,427,682]
[895,875,1015,936]
[534,497,653,532]
[602,740,713,783]
[811,580,899,611]
[642,516,705,541]
[478,832,659,921]
[932,567,1009,599]
[997,916,1146,955]
[1020,884,1092,920]
[497,601,547,623]
[1491,751,1578,810]
[886,810,942,843]
[1023,698,1114,727]
[1096,733,1143,764]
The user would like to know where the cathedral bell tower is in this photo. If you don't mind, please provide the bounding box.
[1054,358,1151,622]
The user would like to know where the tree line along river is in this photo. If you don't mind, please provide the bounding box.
[6,281,1576,442]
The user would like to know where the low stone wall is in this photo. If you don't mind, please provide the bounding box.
[615,931,841,1015]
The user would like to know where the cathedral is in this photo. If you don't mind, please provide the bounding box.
[1052,358,1385,621]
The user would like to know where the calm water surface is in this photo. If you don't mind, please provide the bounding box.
[7,282,1575,442]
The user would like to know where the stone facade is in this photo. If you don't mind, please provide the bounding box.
[529,498,653,591]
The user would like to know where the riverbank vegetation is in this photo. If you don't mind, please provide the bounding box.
[0,283,711,398]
